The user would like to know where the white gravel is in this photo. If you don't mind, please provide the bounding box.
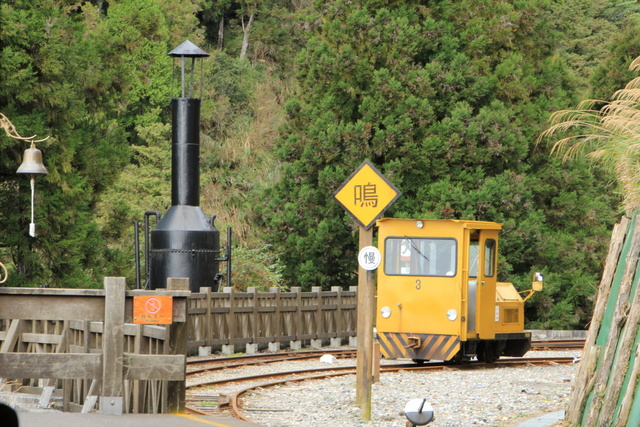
[189,350,579,427]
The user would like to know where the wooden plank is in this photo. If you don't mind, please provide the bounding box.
[247,288,258,345]
[566,216,629,424]
[0,288,105,296]
[598,268,640,426]
[227,287,236,347]
[121,324,167,340]
[167,277,189,413]
[0,353,102,379]
[203,287,212,347]
[613,343,640,426]
[142,325,168,340]
[1,319,26,352]
[273,288,281,342]
[123,354,185,381]
[356,226,374,420]
[333,287,343,338]
[585,217,640,424]
[0,295,105,321]
[21,333,62,345]
[294,287,302,343]
[101,277,125,399]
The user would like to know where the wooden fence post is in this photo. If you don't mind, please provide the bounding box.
[293,287,302,342]
[167,278,189,414]
[312,287,322,341]
[100,277,125,415]
[224,287,236,350]
[201,287,212,347]
[332,286,343,341]
[248,287,258,352]
[271,287,282,347]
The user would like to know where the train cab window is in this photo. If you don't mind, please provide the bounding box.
[384,237,457,276]
[484,239,496,277]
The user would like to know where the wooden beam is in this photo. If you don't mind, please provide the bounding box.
[123,354,186,381]
[101,277,125,414]
[356,226,374,420]
[166,278,189,414]
[0,294,105,321]
[566,217,629,424]
[0,319,26,352]
[0,353,101,379]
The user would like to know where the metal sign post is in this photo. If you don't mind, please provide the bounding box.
[333,160,400,421]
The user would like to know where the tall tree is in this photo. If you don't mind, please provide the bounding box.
[0,0,202,287]
[258,0,620,329]
[0,1,130,287]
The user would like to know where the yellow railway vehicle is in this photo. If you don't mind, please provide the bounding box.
[375,218,543,364]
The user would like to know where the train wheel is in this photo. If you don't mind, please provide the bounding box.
[412,359,427,365]
[477,341,500,363]
[445,350,471,365]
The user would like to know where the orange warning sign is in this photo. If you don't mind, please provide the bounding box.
[133,296,173,324]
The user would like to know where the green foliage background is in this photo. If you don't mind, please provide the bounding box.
[1,0,639,329]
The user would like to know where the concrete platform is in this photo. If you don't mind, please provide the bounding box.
[14,411,262,427]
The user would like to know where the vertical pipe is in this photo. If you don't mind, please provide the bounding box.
[144,211,161,289]
[189,57,196,98]
[180,56,185,97]
[171,98,200,206]
[227,226,232,289]
[134,220,140,289]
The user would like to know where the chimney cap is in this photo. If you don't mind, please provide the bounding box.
[168,40,210,58]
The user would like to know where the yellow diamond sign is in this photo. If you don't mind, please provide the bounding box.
[333,161,401,229]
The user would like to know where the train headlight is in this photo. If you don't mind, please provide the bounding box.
[446,309,458,321]
[381,306,392,319]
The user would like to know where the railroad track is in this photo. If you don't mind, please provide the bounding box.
[187,349,357,375]
[530,339,585,351]
[185,341,583,422]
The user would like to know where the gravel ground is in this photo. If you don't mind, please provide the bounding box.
[189,350,580,427]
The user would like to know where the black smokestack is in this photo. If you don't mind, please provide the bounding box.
[148,41,220,292]
[172,98,200,206]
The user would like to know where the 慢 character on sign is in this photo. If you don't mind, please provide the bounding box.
[364,251,376,265]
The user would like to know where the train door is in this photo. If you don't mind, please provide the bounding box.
[466,229,498,339]
[475,230,498,339]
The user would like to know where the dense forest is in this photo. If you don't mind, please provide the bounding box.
[1,0,640,329]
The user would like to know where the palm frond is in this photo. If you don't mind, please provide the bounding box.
[538,55,640,210]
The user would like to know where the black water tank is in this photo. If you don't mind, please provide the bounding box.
[149,98,220,291]
[150,205,220,291]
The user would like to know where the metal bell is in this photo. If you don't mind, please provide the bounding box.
[17,143,48,175]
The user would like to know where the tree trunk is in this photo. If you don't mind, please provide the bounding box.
[217,16,224,50]
[240,13,254,60]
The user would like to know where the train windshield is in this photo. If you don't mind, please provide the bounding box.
[384,237,457,276]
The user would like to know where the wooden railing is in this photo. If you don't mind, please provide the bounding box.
[187,286,358,353]
[0,282,358,413]
[0,278,189,414]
